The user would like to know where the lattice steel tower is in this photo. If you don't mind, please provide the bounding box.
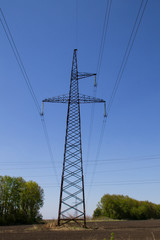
[42,49,106,227]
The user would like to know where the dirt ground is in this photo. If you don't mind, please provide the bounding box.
[0,219,160,240]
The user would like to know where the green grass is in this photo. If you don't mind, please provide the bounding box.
[104,232,114,240]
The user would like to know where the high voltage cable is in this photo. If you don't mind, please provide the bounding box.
[0,166,57,170]
[86,0,112,174]
[106,0,149,114]
[1,155,160,165]
[86,118,107,204]
[0,9,59,184]
[86,164,160,175]
[16,179,160,188]
[40,180,160,188]
[96,0,112,82]
[89,0,149,184]
[86,0,149,203]
[40,117,59,183]
[0,9,41,114]
[22,174,55,178]
[2,163,160,173]
[86,118,107,196]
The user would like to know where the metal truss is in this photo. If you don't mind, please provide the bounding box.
[42,49,106,227]
[43,94,105,104]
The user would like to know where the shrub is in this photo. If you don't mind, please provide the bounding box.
[93,194,160,220]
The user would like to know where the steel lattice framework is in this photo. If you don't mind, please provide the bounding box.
[42,49,106,227]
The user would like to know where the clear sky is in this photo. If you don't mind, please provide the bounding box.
[0,0,160,219]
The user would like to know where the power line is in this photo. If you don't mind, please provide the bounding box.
[86,0,149,203]
[0,163,53,166]
[85,155,160,164]
[96,0,112,82]
[40,117,59,183]
[0,166,57,170]
[0,164,158,171]
[0,9,59,184]
[106,0,149,114]
[86,118,106,192]
[86,118,106,204]
[0,9,41,114]
[3,162,160,187]
[41,180,160,188]
[86,0,112,174]
[1,154,160,166]
[3,162,160,175]
[85,164,160,176]
[86,157,160,164]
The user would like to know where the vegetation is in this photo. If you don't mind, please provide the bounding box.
[93,194,160,220]
[104,232,114,240]
[0,175,44,225]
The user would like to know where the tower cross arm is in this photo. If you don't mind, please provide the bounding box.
[79,94,105,104]
[42,94,69,103]
[42,94,105,104]
[41,94,107,117]
[78,72,96,80]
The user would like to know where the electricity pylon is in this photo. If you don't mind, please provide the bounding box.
[42,49,106,227]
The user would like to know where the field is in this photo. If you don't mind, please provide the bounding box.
[1,219,160,240]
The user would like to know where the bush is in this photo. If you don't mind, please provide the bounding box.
[0,175,44,225]
[93,194,160,220]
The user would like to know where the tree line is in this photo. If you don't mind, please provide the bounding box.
[93,194,160,220]
[0,175,44,225]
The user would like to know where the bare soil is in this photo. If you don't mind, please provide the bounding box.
[0,219,160,240]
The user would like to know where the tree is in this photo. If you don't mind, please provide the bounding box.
[21,181,44,222]
[0,176,44,225]
[93,194,160,220]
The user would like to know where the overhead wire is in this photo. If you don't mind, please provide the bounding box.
[0,166,56,170]
[1,155,160,171]
[86,0,149,203]
[85,0,112,183]
[0,8,59,184]
[96,0,112,81]
[2,163,160,173]
[1,153,160,164]
[41,180,160,188]
[40,117,59,183]
[91,0,149,181]
[107,0,149,114]
[0,9,41,114]
[85,0,112,174]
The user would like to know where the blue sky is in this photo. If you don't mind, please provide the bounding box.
[0,0,160,219]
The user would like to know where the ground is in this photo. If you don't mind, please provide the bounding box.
[0,219,160,240]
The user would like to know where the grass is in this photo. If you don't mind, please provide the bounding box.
[104,232,114,240]
[27,220,88,231]
[91,216,123,222]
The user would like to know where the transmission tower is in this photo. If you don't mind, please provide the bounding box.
[42,49,106,227]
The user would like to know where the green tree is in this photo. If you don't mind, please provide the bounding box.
[0,176,44,225]
[21,181,44,222]
[93,194,160,220]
